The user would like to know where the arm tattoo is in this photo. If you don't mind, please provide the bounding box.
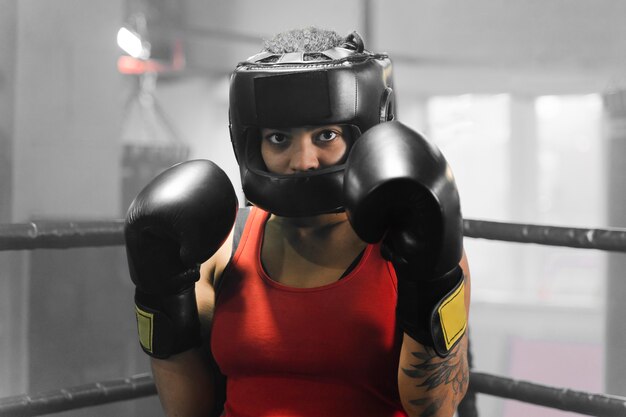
[407,397,443,417]
[401,344,469,415]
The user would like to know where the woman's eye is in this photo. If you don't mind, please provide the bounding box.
[317,130,338,142]
[266,133,287,144]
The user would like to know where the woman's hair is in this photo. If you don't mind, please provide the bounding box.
[263,27,345,54]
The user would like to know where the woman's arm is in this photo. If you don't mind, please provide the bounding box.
[398,251,472,417]
[151,347,216,417]
[150,233,234,417]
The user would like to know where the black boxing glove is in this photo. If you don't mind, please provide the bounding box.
[125,160,238,358]
[344,121,466,357]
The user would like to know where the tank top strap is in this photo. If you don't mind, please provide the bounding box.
[231,206,252,260]
[215,206,268,297]
[230,206,268,263]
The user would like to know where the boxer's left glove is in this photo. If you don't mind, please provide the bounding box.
[125,160,238,358]
[344,122,466,357]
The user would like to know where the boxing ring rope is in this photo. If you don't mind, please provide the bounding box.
[0,221,124,251]
[469,372,626,416]
[1,218,626,416]
[2,218,625,252]
[1,371,625,417]
[463,219,626,253]
[0,374,156,417]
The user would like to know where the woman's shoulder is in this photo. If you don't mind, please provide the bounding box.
[199,206,253,287]
[199,231,234,288]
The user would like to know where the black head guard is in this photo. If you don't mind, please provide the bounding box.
[228,32,395,217]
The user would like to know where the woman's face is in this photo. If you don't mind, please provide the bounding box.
[260,125,349,174]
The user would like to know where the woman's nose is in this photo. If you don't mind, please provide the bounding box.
[289,137,320,172]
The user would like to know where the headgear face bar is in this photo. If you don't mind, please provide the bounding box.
[229,32,395,217]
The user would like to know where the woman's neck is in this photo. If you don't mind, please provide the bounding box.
[268,211,350,235]
[262,210,367,287]
[266,211,365,259]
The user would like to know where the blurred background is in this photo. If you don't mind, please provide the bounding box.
[1,1,625,416]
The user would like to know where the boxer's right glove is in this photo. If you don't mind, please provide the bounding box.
[344,121,466,357]
[125,160,238,358]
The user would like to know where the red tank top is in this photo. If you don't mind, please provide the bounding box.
[211,207,407,417]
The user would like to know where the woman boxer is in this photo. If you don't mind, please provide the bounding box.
[125,27,471,417]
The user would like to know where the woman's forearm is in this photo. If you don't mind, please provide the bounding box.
[398,334,469,417]
[151,348,216,417]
